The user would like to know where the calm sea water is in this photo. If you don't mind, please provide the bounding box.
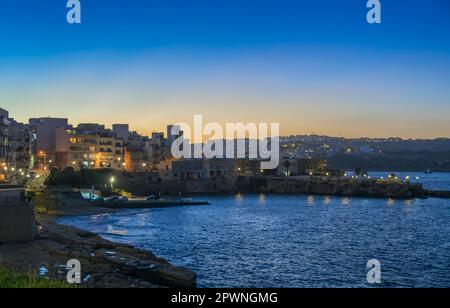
[59,172,450,288]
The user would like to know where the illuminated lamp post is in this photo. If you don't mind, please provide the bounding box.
[110,176,115,189]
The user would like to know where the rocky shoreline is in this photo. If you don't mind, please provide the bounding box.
[252,177,442,199]
[96,173,450,200]
[0,194,197,288]
[3,175,448,288]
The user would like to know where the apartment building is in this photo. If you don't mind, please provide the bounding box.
[1,108,32,182]
[0,108,11,167]
[29,117,70,166]
[66,126,125,170]
[8,120,33,170]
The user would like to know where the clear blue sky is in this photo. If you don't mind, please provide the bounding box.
[1,0,449,138]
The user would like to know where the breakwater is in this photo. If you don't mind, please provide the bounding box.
[251,177,430,199]
[43,174,450,202]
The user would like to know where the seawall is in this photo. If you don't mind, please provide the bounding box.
[252,177,428,199]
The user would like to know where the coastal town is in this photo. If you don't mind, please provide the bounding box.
[2,104,450,201]
[1,105,450,288]
[3,106,450,188]
[2,0,450,292]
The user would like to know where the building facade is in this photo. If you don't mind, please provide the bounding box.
[66,126,125,171]
[1,108,32,182]
[277,158,327,176]
[29,117,70,169]
[0,108,11,168]
[171,159,237,181]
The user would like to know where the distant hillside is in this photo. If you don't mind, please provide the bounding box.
[327,151,450,172]
[377,139,450,152]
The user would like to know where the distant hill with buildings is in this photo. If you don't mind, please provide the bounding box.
[280,135,450,172]
[3,104,450,184]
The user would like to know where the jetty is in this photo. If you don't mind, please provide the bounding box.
[101,197,210,209]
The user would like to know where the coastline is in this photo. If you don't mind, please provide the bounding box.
[3,171,449,288]
[0,195,197,288]
[55,191,450,288]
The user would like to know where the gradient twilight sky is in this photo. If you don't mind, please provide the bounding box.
[0,0,449,138]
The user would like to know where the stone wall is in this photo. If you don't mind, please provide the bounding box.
[0,187,25,204]
[0,187,37,243]
[0,203,37,243]
[259,177,427,199]
[115,172,237,195]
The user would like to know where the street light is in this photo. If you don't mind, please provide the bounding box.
[38,151,47,170]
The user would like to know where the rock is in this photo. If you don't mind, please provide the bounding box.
[261,177,429,199]
[1,218,198,288]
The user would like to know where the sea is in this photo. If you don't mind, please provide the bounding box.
[59,172,450,288]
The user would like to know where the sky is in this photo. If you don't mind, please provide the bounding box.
[0,0,449,138]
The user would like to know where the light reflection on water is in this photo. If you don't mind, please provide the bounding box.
[59,173,450,288]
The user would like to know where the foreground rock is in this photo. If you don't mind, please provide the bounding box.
[0,219,196,288]
[0,191,195,288]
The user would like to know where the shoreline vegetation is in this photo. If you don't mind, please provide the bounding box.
[0,267,74,288]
